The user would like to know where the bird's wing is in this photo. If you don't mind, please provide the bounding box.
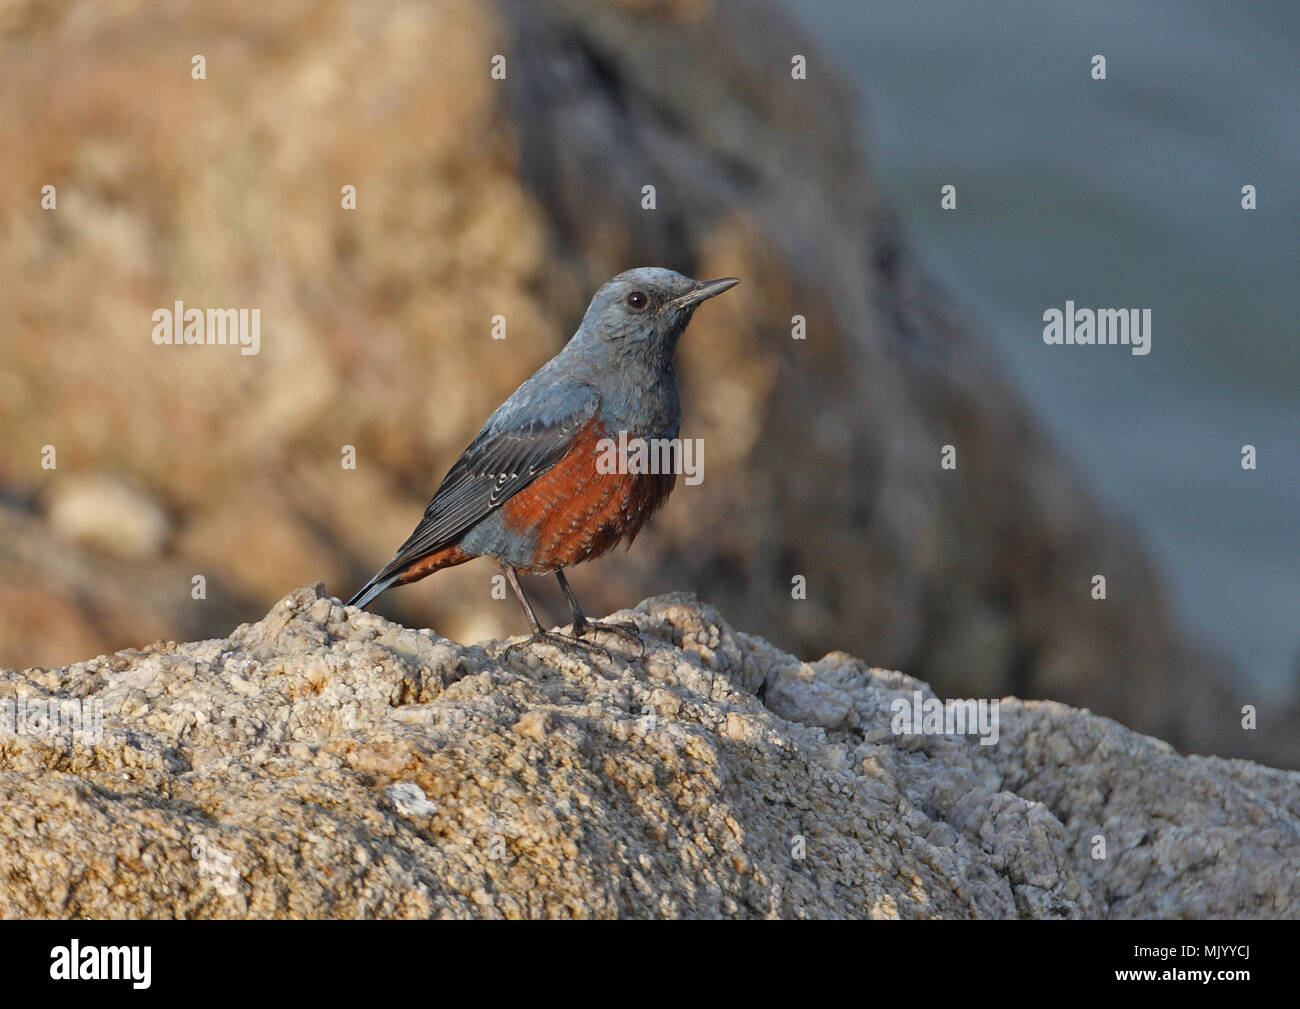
[375,381,601,577]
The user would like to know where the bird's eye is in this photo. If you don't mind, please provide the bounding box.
[626,291,648,310]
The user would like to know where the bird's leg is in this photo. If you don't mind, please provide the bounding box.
[555,569,644,655]
[500,565,611,662]
[555,568,592,637]
[505,565,546,635]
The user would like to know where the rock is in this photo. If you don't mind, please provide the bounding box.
[0,0,1291,770]
[0,503,260,671]
[0,585,1293,919]
[44,471,171,558]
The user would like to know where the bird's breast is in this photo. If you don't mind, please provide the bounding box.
[497,417,677,572]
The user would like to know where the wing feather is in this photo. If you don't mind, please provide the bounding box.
[367,384,600,583]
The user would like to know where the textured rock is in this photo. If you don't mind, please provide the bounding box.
[0,0,1287,767]
[0,584,1293,919]
[44,471,172,558]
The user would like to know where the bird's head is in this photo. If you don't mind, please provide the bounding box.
[574,267,739,363]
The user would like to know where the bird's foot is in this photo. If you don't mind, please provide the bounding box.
[499,630,613,664]
[571,618,645,656]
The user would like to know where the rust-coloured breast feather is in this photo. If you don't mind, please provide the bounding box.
[499,418,677,573]
[388,543,476,586]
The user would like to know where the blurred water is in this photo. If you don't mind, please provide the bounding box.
[790,0,1300,697]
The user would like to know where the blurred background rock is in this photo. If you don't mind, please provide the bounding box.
[0,0,1294,765]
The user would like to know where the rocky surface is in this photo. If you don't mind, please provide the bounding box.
[0,0,1291,768]
[0,584,1294,919]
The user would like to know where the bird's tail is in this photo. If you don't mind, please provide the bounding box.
[346,569,400,610]
[347,539,469,609]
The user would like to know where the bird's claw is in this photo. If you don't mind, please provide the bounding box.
[499,630,613,664]
[572,619,645,656]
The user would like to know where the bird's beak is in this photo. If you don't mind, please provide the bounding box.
[669,276,741,310]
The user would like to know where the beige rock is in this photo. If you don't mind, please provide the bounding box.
[0,584,1293,919]
[44,472,171,558]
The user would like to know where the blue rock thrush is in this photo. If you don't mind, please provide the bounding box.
[347,267,739,654]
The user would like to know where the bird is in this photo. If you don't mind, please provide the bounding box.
[347,267,739,656]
